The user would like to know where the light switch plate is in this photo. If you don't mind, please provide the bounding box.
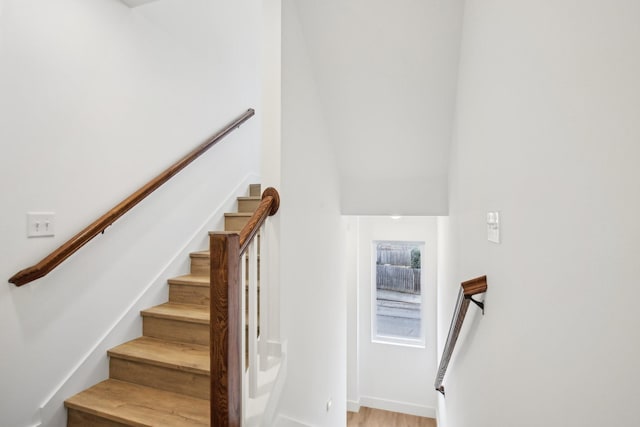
[27,212,55,237]
[487,211,500,243]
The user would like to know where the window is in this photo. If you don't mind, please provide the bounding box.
[372,241,425,347]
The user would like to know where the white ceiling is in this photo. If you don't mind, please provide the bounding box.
[291,0,465,215]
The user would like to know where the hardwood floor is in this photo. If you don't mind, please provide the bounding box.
[347,407,437,427]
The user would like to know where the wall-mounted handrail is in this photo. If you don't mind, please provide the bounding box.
[210,187,280,427]
[8,109,255,287]
[434,275,487,396]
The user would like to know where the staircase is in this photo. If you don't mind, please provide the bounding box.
[64,184,263,426]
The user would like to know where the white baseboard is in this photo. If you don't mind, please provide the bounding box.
[359,396,436,419]
[274,414,312,427]
[38,174,259,427]
[347,399,361,413]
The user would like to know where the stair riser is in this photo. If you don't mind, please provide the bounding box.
[169,285,210,306]
[67,408,128,427]
[225,215,251,231]
[143,317,209,346]
[190,256,209,276]
[238,198,260,212]
[110,358,209,400]
[249,184,261,197]
[191,256,259,280]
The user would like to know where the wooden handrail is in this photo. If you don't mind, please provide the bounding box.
[434,275,487,396]
[239,187,280,254]
[210,187,280,427]
[9,109,255,287]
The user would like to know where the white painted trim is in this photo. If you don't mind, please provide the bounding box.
[359,396,436,419]
[436,405,443,427]
[268,340,282,358]
[38,174,259,427]
[120,0,158,8]
[27,410,42,427]
[274,414,312,427]
[259,223,270,371]
[248,241,259,398]
[347,399,361,413]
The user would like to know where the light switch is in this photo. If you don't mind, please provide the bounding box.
[487,211,500,243]
[27,212,55,237]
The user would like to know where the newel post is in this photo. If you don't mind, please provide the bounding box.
[210,232,241,427]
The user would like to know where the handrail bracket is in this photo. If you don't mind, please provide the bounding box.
[466,295,485,314]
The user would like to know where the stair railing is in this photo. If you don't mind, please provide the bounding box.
[9,109,256,287]
[210,187,280,427]
[435,275,487,396]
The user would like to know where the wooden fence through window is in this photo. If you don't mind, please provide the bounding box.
[376,265,421,294]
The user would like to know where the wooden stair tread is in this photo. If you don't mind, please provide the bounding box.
[237,196,261,201]
[224,212,253,217]
[65,379,209,427]
[189,250,209,258]
[168,274,209,287]
[141,303,209,324]
[108,337,209,375]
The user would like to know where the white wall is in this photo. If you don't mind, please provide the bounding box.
[261,0,283,352]
[0,1,261,425]
[261,0,281,193]
[279,2,347,425]
[345,217,359,412]
[438,1,640,426]
[350,216,437,417]
[291,0,465,216]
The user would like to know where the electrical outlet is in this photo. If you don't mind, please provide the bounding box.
[27,212,55,237]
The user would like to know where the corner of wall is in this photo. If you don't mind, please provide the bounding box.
[347,399,361,413]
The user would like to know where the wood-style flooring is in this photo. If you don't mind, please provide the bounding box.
[347,407,437,427]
